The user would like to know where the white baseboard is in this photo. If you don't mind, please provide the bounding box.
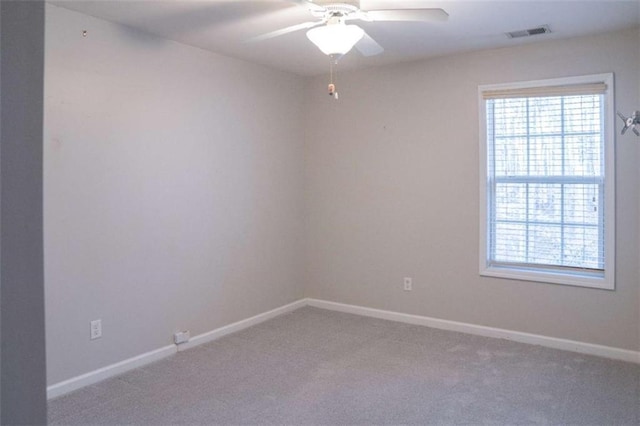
[47,344,176,399]
[306,298,640,364]
[177,298,307,351]
[47,298,307,399]
[47,296,639,400]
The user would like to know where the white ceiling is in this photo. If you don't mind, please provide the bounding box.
[51,0,640,76]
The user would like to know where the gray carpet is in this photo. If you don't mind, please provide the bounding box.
[49,306,640,425]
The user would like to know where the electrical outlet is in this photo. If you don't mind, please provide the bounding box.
[403,277,412,291]
[90,319,102,340]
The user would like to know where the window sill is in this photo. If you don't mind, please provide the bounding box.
[480,265,614,290]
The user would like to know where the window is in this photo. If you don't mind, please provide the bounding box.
[479,74,615,289]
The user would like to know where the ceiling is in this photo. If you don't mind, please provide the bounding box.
[51,0,640,76]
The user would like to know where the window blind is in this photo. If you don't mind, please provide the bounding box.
[482,83,607,100]
[486,93,605,272]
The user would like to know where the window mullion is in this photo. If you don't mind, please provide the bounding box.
[489,100,496,263]
[599,95,606,270]
[598,183,604,269]
[560,96,565,264]
[525,98,530,263]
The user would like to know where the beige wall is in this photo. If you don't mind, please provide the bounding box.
[304,28,640,351]
[44,5,306,384]
[45,3,640,387]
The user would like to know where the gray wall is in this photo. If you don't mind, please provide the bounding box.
[44,5,306,384]
[1,6,2,415]
[304,28,640,351]
[637,19,640,358]
[1,1,47,424]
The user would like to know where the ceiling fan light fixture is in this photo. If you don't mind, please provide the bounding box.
[306,23,364,57]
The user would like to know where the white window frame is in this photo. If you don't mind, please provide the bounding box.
[479,73,615,290]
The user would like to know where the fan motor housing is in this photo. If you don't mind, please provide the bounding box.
[310,2,359,18]
[313,0,360,7]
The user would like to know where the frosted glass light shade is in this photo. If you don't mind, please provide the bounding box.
[306,24,364,56]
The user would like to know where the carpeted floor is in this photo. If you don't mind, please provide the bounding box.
[49,306,640,425]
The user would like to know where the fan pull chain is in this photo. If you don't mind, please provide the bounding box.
[328,59,338,100]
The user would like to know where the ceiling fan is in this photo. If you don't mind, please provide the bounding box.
[251,0,449,59]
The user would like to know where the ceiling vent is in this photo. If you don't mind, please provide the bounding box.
[506,25,551,39]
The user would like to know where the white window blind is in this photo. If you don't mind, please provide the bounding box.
[480,74,614,289]
[482,82,607,100]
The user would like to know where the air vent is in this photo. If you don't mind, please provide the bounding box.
[506,25,551,39]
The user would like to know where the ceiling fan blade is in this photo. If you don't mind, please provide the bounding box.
[633,127,640,137]
[345,11,373,22]
[364,9,449,22]
[617,111,627,122]
[621,125,629,135]
[356,31,384,57]
[247,21,322,42]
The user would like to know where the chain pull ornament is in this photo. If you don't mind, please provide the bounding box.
[328,56,339,100]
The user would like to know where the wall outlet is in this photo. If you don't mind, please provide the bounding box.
[403,277,413,291]
[90,319,102,340]
[174,330,190,345]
